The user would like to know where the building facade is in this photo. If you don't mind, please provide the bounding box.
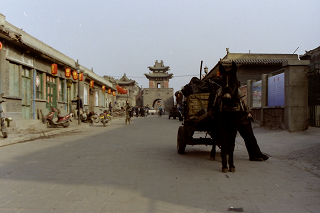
[300,46,320,127]
[202,49,299,85]
[113,73,140,109]
[202,49,311,131]
[0,13,116,121]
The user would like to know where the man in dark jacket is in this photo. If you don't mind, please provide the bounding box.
[71,95,83,118]
[238,96,269,161]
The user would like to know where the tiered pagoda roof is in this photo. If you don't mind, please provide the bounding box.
[116,73,136,86]
[144,60,173,79]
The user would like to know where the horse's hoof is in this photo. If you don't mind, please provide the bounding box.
[222,167,228,173]
[260,154,269,161]
[229,167,235,173]
[210,157,215,161]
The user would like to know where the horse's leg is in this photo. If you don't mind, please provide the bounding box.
[210,145,216,161]
[228,145,235,172]
[227,126,238,172]
[221,145,228,173]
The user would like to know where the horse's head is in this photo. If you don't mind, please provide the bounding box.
[216,61,240,110]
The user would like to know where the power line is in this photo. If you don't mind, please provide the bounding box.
[111,74,199,78]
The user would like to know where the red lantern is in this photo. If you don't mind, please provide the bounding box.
[51,64,58,76]
[0,42,3,50]
[102,85,106,92]
[90,80,94,88]
[65,68,71,78]
[112,91,116,96]
[216,70,221,77]
[79,73,83,81]
[108,89,111,94]
[72,71,78,80]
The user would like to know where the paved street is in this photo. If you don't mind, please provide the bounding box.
[0,115,319,213]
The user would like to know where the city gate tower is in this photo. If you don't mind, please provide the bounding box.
[143,60,174,112]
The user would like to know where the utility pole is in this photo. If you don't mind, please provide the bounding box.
[75,59,81,125]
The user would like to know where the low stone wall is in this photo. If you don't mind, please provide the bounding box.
[251,107,285,129]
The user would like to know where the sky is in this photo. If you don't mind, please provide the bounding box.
[1,0,320,92]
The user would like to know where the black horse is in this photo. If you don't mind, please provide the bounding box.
[208,62,242,173]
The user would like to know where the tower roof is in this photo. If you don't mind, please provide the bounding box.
[147,60,170,72]
[144,72,173,79]
[116,73,136,85]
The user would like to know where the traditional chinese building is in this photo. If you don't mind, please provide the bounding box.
[0,13,116,122]
[143,60,174,111]
[114,73,140,109]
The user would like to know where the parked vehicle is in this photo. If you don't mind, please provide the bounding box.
[98,109,112,127]
[168,105,181,120]
[43,107,73,128]
[148,108,157,115]
[0,93,8,138]
[80,109,99,123]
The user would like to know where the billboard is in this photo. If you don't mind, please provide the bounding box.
[252,80,262,108]
[268,73,284,106]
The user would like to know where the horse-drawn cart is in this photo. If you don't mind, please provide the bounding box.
[177,92,220,159]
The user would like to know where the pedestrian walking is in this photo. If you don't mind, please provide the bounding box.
[158,105,163,118]
[125,101,132,125]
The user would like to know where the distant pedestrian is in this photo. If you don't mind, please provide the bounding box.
[125,101,132,125]
[158,105,163,118]
[70,95,83,118]
[109,102,113,114]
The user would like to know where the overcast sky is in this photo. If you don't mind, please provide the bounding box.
[1,0,320,92]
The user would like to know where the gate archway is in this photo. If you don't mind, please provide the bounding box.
[152,99,165,110]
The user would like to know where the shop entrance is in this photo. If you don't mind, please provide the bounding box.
[46,75,57,112]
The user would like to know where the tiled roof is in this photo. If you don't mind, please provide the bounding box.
[144,73,173,78]
[221,59,287,65]
[299,46,320,58]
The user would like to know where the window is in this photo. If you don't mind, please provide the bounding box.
[84,86,88,105]
[59,78,64,102]
[35,71,43,99]
[8,62,20,97]
[100,90,105,107]
[95,92,99,106]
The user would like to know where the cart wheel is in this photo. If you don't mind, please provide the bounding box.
[177,126,186,154]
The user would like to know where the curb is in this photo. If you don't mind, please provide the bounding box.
[0,124,90,147]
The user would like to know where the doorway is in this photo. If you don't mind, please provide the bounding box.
[21,68,32,119]
[46,75,57,112]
